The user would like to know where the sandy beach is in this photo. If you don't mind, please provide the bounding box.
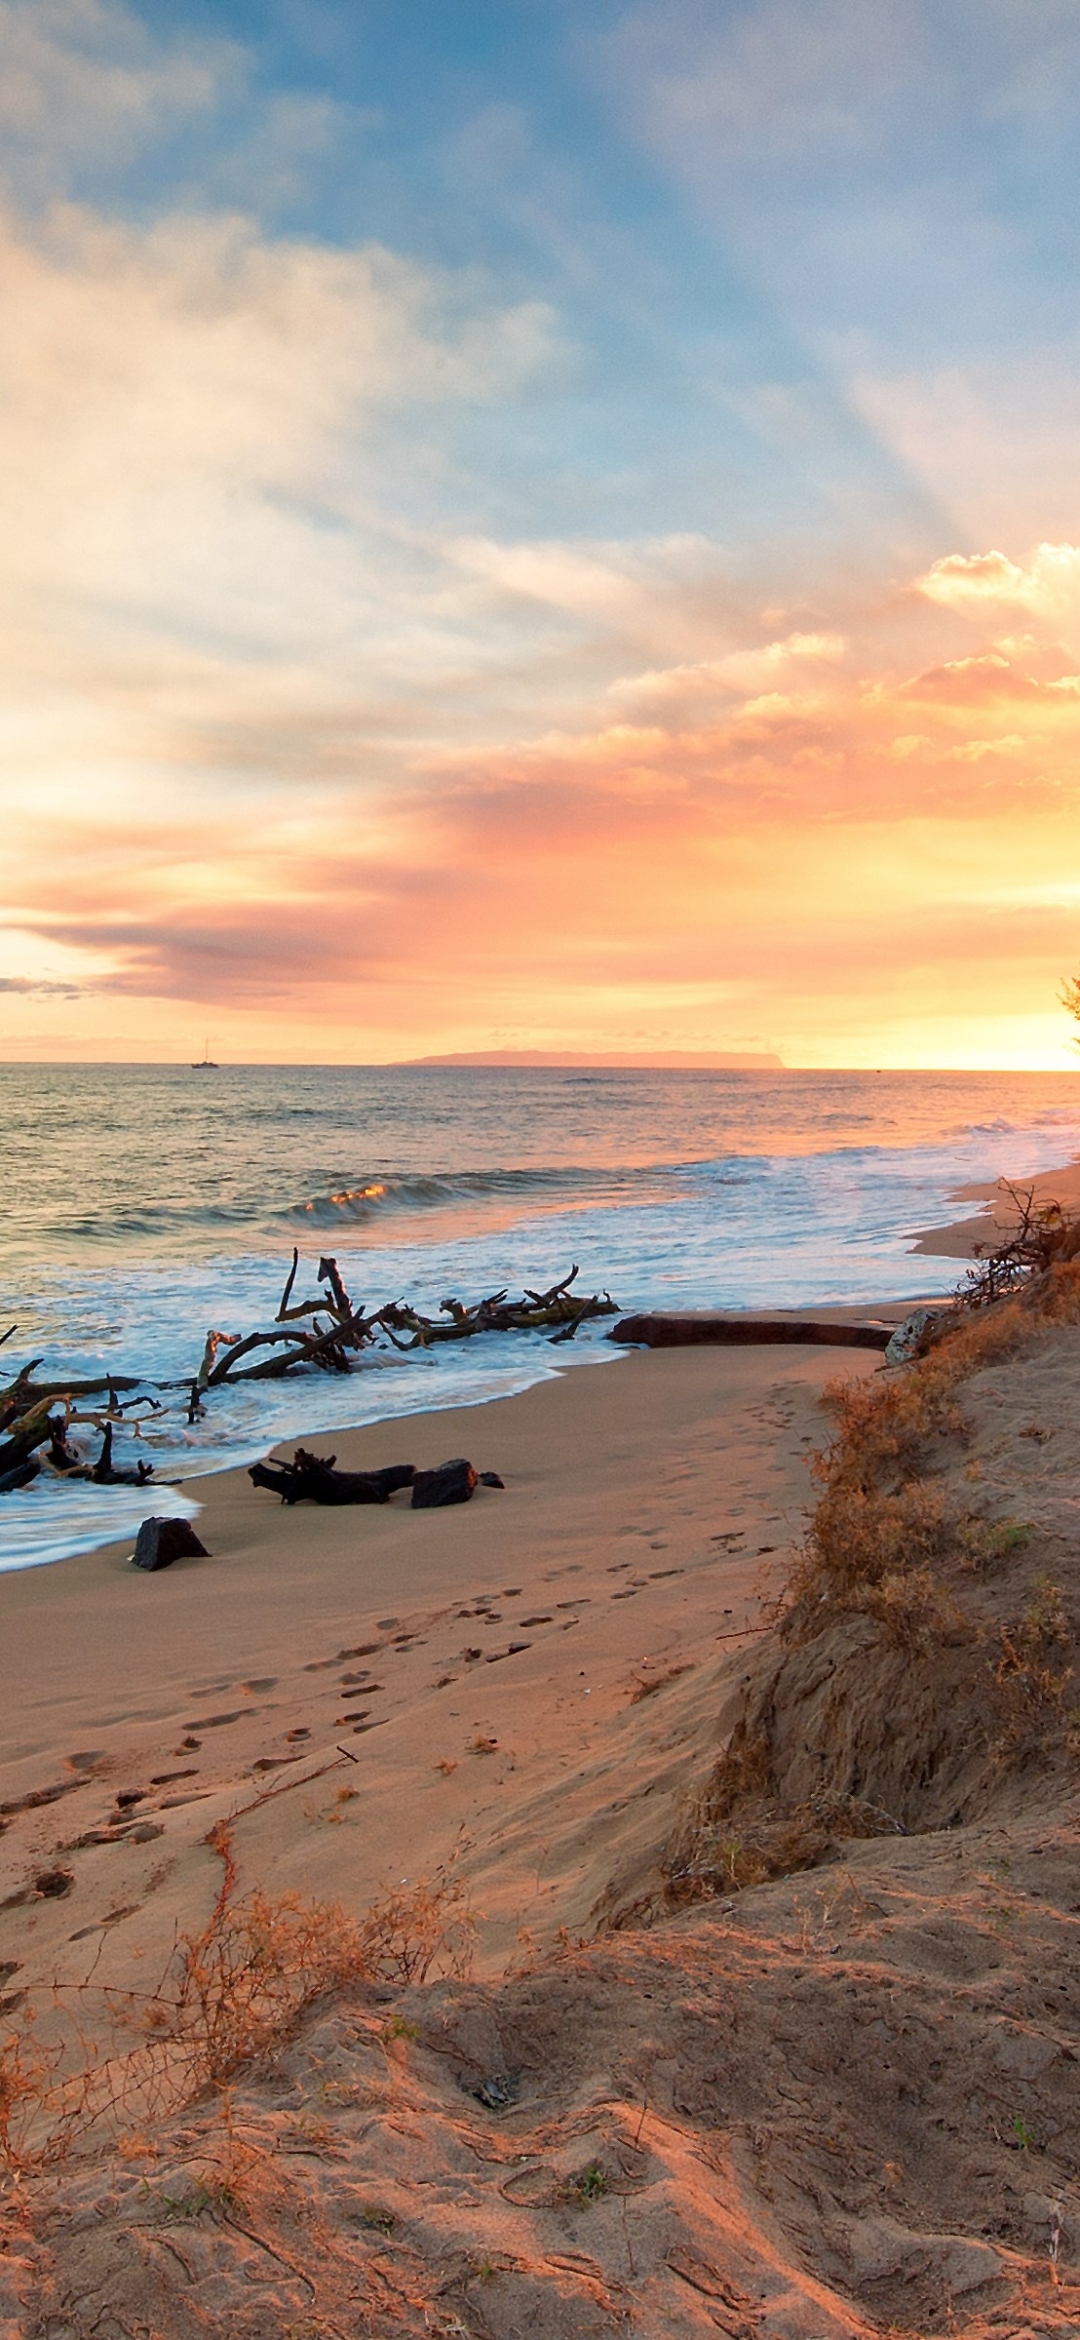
[4,1219,1080,2336]
[0,1336,893,1993]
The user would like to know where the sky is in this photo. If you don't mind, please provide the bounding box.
[3,0,1080,1067]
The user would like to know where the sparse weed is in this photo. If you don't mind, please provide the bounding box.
[358,2204,397,2233]
[157,2177,242,2223]
[382,2015,420,2042]
[994,1579,1074,1755]
[0,1833,475,2171]
[568,2158,609,2204]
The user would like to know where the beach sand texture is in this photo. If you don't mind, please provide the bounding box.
[3,1257,1080,2336]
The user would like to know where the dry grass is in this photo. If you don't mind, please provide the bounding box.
[783,1279,1073,1631]
[662,1263,1080,1914]
[994,1579,1075,1756]
[666,1789,897,1902]
[0,1825,475,2173]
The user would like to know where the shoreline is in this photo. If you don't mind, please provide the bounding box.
[909,1151,1080,1256]
[0,1290,956,1580]
[0,1335,884,1990]
[0,1170,1070,1982]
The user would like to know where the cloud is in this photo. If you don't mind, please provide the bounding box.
[0,974,84,996]
[915,541,1080,642]
[0,0,238,194]
[612,631,847,717]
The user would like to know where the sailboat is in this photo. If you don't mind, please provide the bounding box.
[191,1037,218,1069]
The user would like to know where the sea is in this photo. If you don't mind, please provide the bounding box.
[2,1063,1079,1573]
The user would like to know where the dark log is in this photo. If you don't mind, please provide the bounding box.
[0,1401,69,1475]
[0,1359,43,1434]
[132,1517,209,1571]
[317,1254,356,1325]
[0,1372,143,1413]
[524,1266,579,1306]
[0,1459,39,1493]
[88,1420,154,1486]
[609,1313,893,1352]
[410,1457,477,1509]
[248,1451,416,1506]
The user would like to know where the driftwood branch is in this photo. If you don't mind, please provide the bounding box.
[960,1181,1080,1308]
[0,1254,619,1496]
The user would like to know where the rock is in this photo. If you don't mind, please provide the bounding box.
[132,1517,209,1572]
[478,1470,505,1488]
[884,1306,950,1365]
[411,1458,478,1509]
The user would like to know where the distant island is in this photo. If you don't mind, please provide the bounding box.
[400,1048,785,1069]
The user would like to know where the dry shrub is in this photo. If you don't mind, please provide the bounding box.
[0,1832,474,2173]
[666,1791,893,1904]
[355,1876,475,1987]
[787,1289,1051,1629]
[789,1481,956,1612]
[860,1564,964,1652]
[993,1580,1075,1757]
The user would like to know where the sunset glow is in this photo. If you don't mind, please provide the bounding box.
[3,2,1080,1067]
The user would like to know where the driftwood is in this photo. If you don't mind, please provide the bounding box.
[960,1182,1080,1307]
[249,1449,500,1510]
[249,1451,417,1507]
[411,1457,477,1509]
[0,1255,618,1495]
[610,1313,894,1352]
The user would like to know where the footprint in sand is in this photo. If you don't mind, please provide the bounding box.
[519,1614,553,1626]
[285,1727,310,1742]
[339,1642,382,1659]
[183,1710,248,1729]
[150,1768,199,1787]
[65,1751,105,1773]
[649,1568,685,1579]
[242,1677,277,1693]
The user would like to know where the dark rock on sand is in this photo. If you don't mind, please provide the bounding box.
[132,1517,209,1572]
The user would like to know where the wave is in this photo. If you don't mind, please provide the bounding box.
[281,1165,639,1228]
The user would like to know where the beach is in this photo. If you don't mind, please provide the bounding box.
[0,1334,899,1995]
[4,1146,1080,2334]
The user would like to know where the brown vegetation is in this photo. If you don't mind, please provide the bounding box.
[659,1249,1080,1911]
[0,1826,474,2175]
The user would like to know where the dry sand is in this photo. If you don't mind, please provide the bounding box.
[3,1266,1080,2338]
